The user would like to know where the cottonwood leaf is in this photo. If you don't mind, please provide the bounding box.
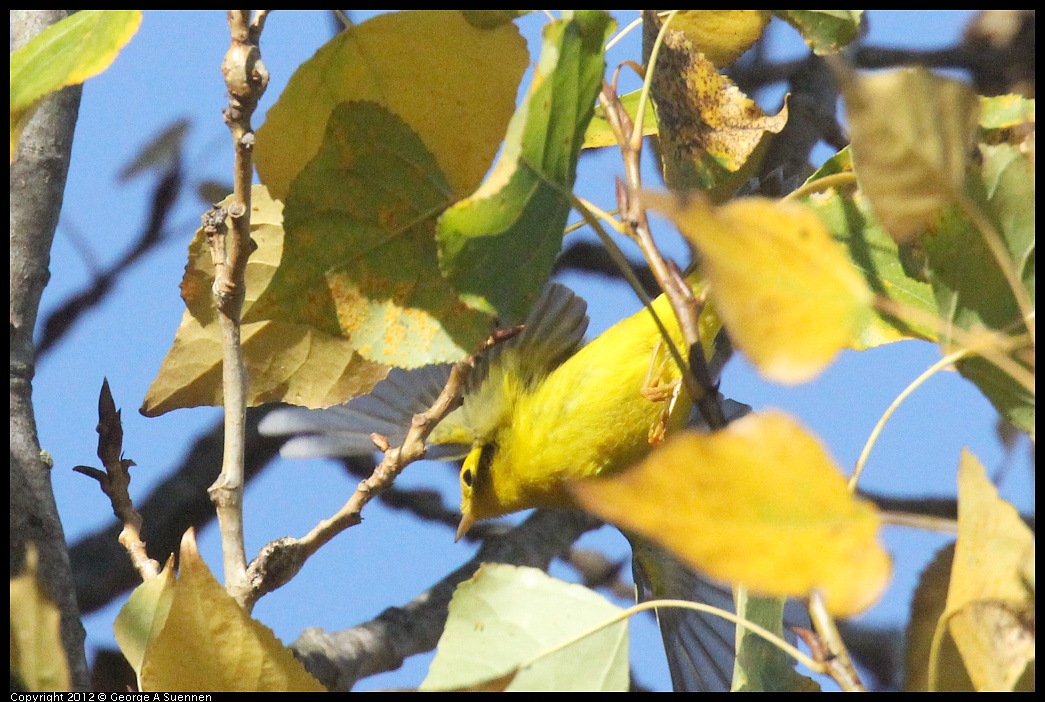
[798,147,939,348]
[10,547,71,692]
[437,10,614,322]
[421,564,628,692]
[251,102,493,367]
[840,66,980,244]
[572,411,891,617]
[732,591,820,692]
[584,89,659,149]
[113,557,176,687]
[977,94,1035,137]
[927,451,1035,692]
[255,10,527,202]
[644,13,788,199]
[663,10,771,68]
[138,530,325,692]
[142,185,387,416]
[645,193,874,383]
[10,10,141,163]
[923,143,1035,433]
[905,544,959,691]
[774,11,862,55]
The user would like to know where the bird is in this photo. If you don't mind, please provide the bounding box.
[260,279,751,691]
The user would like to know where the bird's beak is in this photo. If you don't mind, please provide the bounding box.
[455,512,475,542]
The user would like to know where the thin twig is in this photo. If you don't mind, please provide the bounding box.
[291,510,603,690]
[209,10,269,608]
[808,592,866,692]
[241,330,517,609]
[73,380,160,580]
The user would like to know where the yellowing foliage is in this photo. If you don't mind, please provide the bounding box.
[572,411,891,617]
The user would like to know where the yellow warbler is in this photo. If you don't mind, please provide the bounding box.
[261,279,740,690]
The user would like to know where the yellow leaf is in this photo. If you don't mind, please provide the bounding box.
[571,411,891,617]
[10,546,71,692]
[114,556,176,684]
[141,185,388,416]
[644,193,874,383]
[663,11,771,68]
[139,530,325,692]
[928,451,1035,691]
[11,10,141,163]
[839,66,980,244]
[255,10,527,202]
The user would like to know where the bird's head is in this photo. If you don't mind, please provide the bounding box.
[456,441,502,541]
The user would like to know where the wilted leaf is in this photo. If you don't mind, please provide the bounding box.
[421,564,628,692]
[839,66,980,244]
[255,10,527,202]
[437,11,614,322]
[114,556,176,684]
[10,10,141,163]
[139,530,325,692]
[923,143,1035,433]
[584,89,659,149]
[662,10,771,68]
[10,546,71,692]
[774,11,863,55]
[141,186,388,416]
[644,14,788,199]
[645,193,874,383]
[798,147,939,348]
[927,451,1035,691]
[572,411,892,617]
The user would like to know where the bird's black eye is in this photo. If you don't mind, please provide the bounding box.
[462,467,474,487]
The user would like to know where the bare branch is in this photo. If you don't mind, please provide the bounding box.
[73,380,160,580]
[209,10,270,607]
[10,9,90,691]
[291,510,602,691]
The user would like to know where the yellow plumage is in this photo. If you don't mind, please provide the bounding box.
[456,288,718,536]
[259,277,738,691]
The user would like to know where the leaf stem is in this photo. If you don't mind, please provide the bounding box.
[850,347,972,491]
[516,598,823,677]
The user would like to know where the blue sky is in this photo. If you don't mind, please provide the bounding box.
[32,10,1031,691]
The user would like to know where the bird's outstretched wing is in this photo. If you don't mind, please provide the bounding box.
[258,363,465,459]
[259,282,589,459]
[631,538,739,692]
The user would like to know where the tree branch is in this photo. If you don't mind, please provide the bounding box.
[10,10,89,691]
[291,509,603,691]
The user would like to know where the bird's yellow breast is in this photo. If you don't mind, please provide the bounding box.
[478,293,695,519]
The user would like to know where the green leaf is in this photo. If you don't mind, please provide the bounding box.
[255,10,527,203]
[114,558,176,686]
[584,89,659,149]
[840,67,980,244]
[436,10,615,322]
[798,147,939,348]
[421,564,628,692]
[251,102,493,368]
[732,591,819,692]
[773,11,863,55]
[923,144,1035,433]
[977,95,1035,135]
[10,10,141,162]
